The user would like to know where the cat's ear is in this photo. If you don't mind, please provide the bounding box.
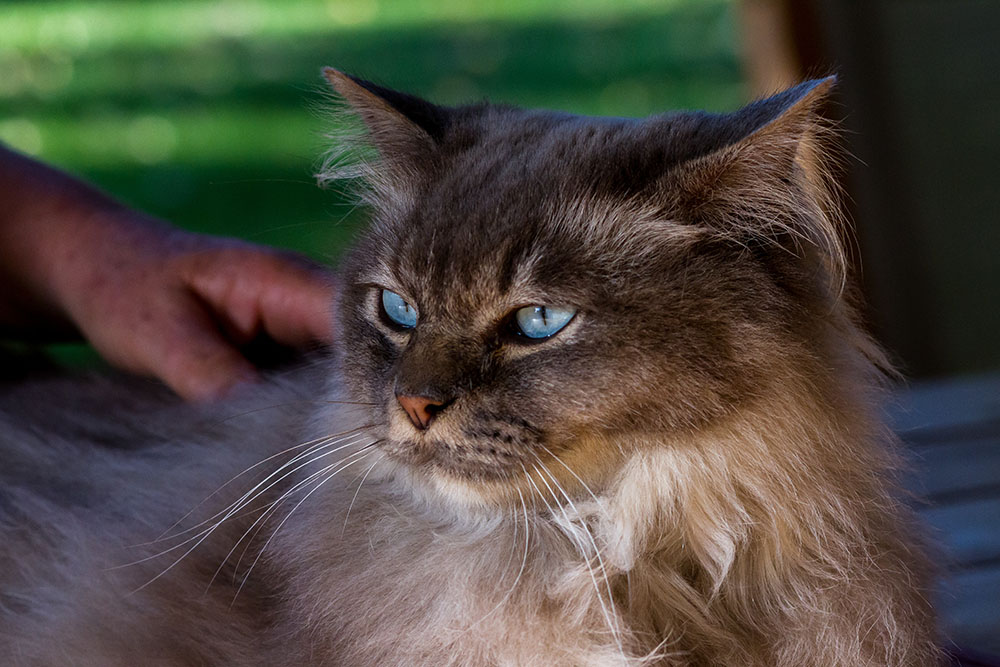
[671,77,835,217]
[668,77,843,277]
[322,68,448,175]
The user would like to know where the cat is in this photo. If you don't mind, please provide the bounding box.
[0,69,944,666]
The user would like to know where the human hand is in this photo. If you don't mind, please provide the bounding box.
[49,213,335,401]
[0,146,334,400]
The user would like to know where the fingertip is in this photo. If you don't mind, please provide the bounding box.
[306,301,336,344]
[175,363,261,403]
[261,267,337,347]
[159,334,261,402]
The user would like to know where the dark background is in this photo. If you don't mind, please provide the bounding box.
[742,0,1000,380]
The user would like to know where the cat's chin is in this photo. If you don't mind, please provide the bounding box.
[374,454,516,511]
[376,427,632,511]
[372,440,537,510]
[427,471,523,510]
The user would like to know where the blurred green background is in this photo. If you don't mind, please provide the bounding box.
[0,0,745,267]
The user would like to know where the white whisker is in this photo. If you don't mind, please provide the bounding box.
[122,434,372,568]
[461,481,531,632]
[125,434,372,586]
[342,453,386,535]
[220,443,378,590]
[232,445,376,601]
[537,443,607,511]
[533,455,625,659]
[149,427,371,544]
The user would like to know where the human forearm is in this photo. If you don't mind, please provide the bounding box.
[0,145,136,338]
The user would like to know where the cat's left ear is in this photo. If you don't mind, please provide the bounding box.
[667,76,839,247]
[322,68,449,180]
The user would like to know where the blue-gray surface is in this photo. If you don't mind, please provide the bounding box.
[889,373,1000,656]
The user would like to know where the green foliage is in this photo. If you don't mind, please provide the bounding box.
[0,0,744,263]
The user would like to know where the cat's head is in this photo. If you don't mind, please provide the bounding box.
[324,70,848,507]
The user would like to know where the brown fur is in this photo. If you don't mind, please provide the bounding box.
[0,73,942,665]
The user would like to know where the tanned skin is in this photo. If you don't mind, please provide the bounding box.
[0,145,335,400]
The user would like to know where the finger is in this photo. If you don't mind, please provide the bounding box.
[151,302,261,402]
[185,248,336,347]
[255,261,336,346]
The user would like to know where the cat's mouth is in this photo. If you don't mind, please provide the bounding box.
[409,441,527,479]
[381,412,546,481]
[381,435,536,481]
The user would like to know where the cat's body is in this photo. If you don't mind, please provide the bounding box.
[0,73,943,665]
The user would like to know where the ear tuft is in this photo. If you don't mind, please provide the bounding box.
[322,68,449,155]
[319,68,452,208]
[727,75,837,176]
[735,76,835,141]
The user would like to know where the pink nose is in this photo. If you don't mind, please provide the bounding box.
[396,395,447,430]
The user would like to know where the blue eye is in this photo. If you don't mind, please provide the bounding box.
[381,289,417,329]
[513,305,575,339]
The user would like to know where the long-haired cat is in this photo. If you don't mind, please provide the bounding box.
[0,71,942,666]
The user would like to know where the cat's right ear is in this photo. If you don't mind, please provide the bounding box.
[322,68,448,176]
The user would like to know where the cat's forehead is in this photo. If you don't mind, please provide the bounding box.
[337,75,840,309]
[363,109,708,306]
[442,106,739,196]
